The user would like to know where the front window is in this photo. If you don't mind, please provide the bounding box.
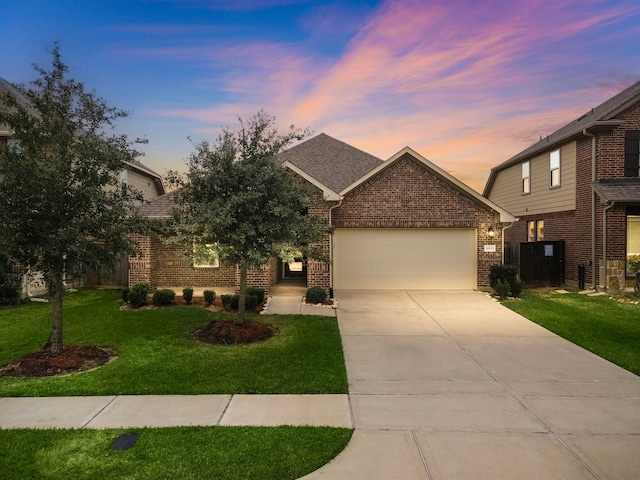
[625,130,640,177]
[628,216,640,255]
[528,219,544,242]
[522,161,530,194]
[550,149,560,187]
[193,243,219,268]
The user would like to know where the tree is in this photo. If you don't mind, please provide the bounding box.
[168,110,328,325]
[0,44,147,354]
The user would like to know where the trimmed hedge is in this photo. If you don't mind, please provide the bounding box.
[128,282,150,308]
[182,287,194,304]
[153,289,176,306]
[306,286,327,305]
[203,290,216,306]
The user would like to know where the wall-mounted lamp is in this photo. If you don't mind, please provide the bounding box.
[488,226,495,237]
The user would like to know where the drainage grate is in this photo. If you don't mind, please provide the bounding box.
[112,433,141,451]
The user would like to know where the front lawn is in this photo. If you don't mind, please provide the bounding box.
[0,289,348,396]
[502,289,640,375]
[0,426,352,480]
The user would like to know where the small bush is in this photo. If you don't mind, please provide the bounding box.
[228,293,260,311]
[0,268,21,306]
[494,279,511,299]
[182,287,194,304]
[510,278,524,298]
[121,288,129,303]
[246,287,265,305]
[221,294,233,308]
[306,286,327,304]
[489,264,518,290]
[628,255,640,274]
[128,282,150,308]
[203,290,215,306]
[153,289,176,306]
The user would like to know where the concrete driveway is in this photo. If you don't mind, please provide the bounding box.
[302,290,640,480]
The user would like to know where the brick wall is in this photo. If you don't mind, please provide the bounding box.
[332,153,503,287]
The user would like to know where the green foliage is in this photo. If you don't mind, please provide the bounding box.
[306,286,327,304]
[203,290,216,306]
[494,279,511,299]
[167,110,328,324]
[0,257,21,306]
[246,287,265,305]
[0,426,353,480]
[121,288,129,303]
[0,44,147,352]
[221,294,233,307]
[627,255,640,274]
[182,287,194,304]
[510,278,524,298]
[152,289,176,306]
[489,264,518,290]
[0,290,349,395]
[128,282,150,308]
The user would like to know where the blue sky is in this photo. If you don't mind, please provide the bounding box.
[2,0,639,191]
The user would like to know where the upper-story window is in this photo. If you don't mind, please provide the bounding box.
[522,160,530,194]
[625,130,640,177]
[549,149,560,187]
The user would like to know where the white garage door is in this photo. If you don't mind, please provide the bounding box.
[333,228,477,290]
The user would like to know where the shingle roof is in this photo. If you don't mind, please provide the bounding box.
[278,133,383,194]
[592,178,640,203]
[135,190,178,217]
[484,80,640,195]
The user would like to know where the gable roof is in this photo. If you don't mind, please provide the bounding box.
[279,133,383,199]
[484,80,640,196]
[346,147,516,223]
[135,189,178,217]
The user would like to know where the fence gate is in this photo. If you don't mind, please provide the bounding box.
[519,240,565,286]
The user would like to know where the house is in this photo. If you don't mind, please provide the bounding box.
[130,133,515,294]
[484,80,640,290]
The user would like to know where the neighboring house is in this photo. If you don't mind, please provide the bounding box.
[130,133,515,294]
[0,76,165,290]
[484,80,640,290]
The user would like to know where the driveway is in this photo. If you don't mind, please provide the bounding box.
[302,290,640,480]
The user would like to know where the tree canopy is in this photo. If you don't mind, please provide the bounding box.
[168,111,328,324]
[0,44,147,353]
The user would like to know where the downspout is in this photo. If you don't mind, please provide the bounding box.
[583,129,597,289]
[602,201,615,289]
[328,198,343,298]
[501,221,515,265]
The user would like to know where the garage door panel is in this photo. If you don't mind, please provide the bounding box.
[333,229,476,290]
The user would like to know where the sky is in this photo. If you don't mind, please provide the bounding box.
[1,0,639,193]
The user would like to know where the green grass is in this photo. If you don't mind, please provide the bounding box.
[0,426,353,480]
[0,289,348,396]
[502,289,640,375]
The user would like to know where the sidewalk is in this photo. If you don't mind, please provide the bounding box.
[0,394,351,429]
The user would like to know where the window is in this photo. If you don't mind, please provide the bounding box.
[625,130,640,177]
[193,243,219,268]
[628,216,640,255]
[527,219,544,242]
[549,149,560,187]
[522,161,530,194]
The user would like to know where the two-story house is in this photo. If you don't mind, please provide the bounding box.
[484,80,640,291]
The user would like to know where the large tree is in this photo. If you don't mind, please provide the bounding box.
[0,45,147,354]
[168,111,328,325]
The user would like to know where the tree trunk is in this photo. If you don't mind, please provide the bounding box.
[49,272,64,355]
[236,266,247,326]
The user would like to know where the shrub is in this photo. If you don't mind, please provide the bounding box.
[306,286,327,304]
[246,287,265,305]
[489,264,518,290]
[221,294,233,308]
[510,278,524,298]
[153,289,176,306]
[182,287,194,304]
[0,258,21,306]
[628,255,640,274]
[203,290,215,306]
[228,293,260,311]
[128,282,150,308]
[121,288,129,303]
[494,279,511,299]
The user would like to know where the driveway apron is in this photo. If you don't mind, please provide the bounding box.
[302,290,640,480]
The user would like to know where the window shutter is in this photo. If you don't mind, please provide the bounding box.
[625,130,640,177]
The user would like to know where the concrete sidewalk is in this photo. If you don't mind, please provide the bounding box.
[265,295,336,316]
[300,290,640,480]
[0,394,351,429]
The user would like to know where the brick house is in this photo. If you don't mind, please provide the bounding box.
[131,133,515,294]
[484,80,640,290]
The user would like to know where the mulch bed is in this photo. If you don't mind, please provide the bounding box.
[0,345,117,378]
[191,319,276,345]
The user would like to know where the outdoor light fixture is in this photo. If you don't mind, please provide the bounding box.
[488,226,495,237]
